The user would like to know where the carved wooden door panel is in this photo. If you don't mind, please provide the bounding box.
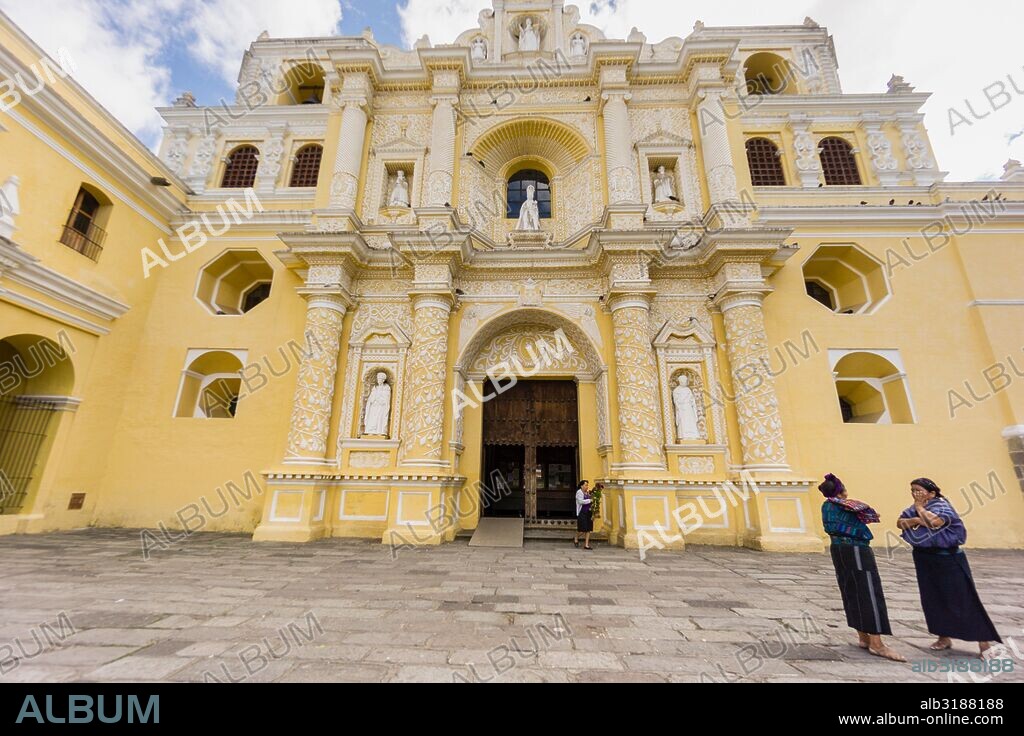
[482,380,579,521]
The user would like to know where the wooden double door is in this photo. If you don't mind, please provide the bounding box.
[481,380,579,522]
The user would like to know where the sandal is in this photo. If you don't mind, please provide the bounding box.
[868,647,907,663]
[584,546,593,551]
[930,639,953,651]
[573,539,579,548]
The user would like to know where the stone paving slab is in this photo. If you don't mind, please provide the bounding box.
[0,529,1021,684]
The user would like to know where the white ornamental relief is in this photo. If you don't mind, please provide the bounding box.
[351,302,414,341]
[331,172,359,208]
[902,129,934,171]
[349,451,391,469]
[164,136,189,177]
[721,304,788,467]
[867,130,898,173]
[793,130,821,172]
[679,456,716,475]
[189,135,217,180]
[260,138,286,178]
[426,170,453,206]
[469,325,592,376]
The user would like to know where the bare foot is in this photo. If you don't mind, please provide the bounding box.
[868,646,907,663]
[930,637,953,651]
[858,633,871,650]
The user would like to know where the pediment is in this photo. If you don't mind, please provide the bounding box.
[654,320,715,348]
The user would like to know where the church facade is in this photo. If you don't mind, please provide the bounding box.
[2,1,1023,552]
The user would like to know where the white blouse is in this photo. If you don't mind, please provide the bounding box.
[575,490,592,517]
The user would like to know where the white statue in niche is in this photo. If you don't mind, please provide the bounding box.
[518,18,540,52]
[570,32,587,57]
[516,184,541,231]
[363,373,392,436]
[471,37,488,62]
[653,165,677,203]
[673,375,702,442]
[388,170,410,208]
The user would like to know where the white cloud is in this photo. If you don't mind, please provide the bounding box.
[396,0,1024,181]
[0,0,343,144]
[183,0,344,84]
[0,0,176,141]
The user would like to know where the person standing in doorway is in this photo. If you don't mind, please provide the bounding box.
[898,477,1002,659]
[574,480,593,550]
[820,473,905,662]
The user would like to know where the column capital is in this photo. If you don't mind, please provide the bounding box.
[599,89,632,108]
[409,291,455,313]
[296,289,353,315]
[711,286,772,314]
[430,93,460,108]
[607,291,654,313]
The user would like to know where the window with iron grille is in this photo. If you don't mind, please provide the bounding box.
[59,187,107,261]
[221,145,260,189]
[745,138,786,186]
[819,137,862,186]
[289,144,323,188]
[506,169,551,219]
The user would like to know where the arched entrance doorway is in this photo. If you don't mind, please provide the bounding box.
[454,309,609,528]
[0,334,76,515]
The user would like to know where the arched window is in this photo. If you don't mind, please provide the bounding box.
[744,53,796,96]
[289,144,323,188]
[745,138,786,186]
[819,137,862,186]
[506,169,551,220]
[174,350,245,419]
[221,145,260,189]
[60,185,110,260]
[831,351,915,425]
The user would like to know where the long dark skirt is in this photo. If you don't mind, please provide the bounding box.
[577,508,593,533]
[912,548,1002,643]
[830,544,893,635]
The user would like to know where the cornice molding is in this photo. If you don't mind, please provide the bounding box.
[0,237,130,324]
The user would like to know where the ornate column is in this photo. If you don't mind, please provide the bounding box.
[695,84,748,225]
[425,70,460,207]
[399,264,455,468]
[607,258,665,471]
[600,66,640,205]
[329,72,373,209]
[285,278,352,464]
[713,287,789,472]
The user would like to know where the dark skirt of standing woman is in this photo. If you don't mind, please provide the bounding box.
[576,505,593,533]
[820,474,893,636]
[900,480,1001,643]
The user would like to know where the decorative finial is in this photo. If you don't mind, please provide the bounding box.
[173,91,197,108]
[886,75,915,94]
[1002,159,1024,181]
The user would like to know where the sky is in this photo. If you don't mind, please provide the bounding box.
[1,0,1022,182]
